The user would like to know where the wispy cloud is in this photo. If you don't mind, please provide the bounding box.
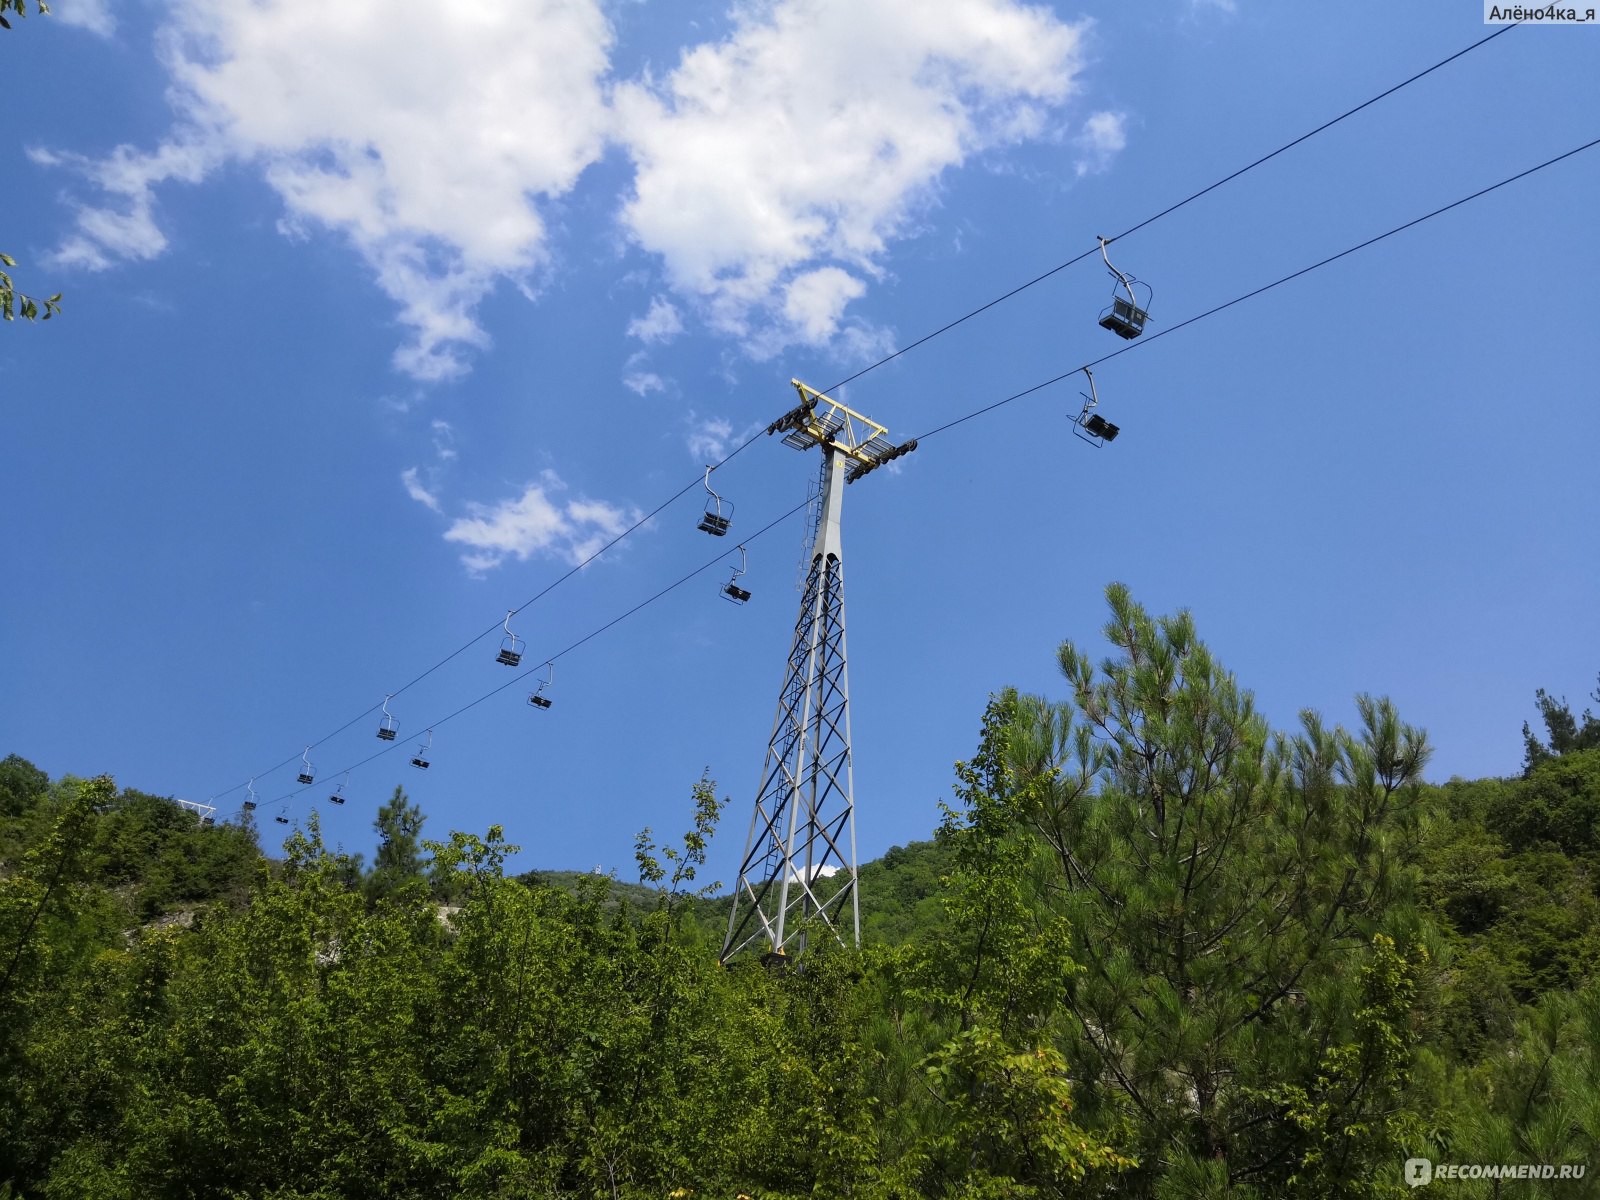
[686,414,734,461]
[623,369,667,397]
[29,141,219,268]
[443,471,638,573]
[400,467,443,513]
[626,295,685,344]
[52,0,116,36]
[1073,110,1127,177]
[430,419,458,461]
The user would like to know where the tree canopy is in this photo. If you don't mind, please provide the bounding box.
[4,594,1598,1197]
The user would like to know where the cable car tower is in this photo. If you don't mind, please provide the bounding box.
[721,380,916,966]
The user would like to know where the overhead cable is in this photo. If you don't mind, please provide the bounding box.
[823,23,1520,395]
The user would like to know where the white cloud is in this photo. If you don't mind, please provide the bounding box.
[443,471,637,573]
[686,415,734,461]
[53,0,115,36]
[623,370,667,396]
[626,295,685,343]
[31,0,1094,378]
[35,0,615,380]
[400,467,443,513]
[1073,110,1127,177]
[30,140,219,268]
[781,267,867,344]
[614,0,1087,353]
[430,419,458,461]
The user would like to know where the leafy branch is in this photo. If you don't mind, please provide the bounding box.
[1,254,62,322]
[0,0,51,33]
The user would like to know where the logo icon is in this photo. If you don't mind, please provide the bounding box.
[1406,1158,1434,1188]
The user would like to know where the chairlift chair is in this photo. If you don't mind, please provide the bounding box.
[275,807,290,825]
[1071,367,1121,448]
[297,747,316,786]
[722,544,753,604]
[1096,237,1152,340]
[411,729,434,770]
[528,662,554,709]
[497,610,524,667]
[377,694,399,741]
[329,773,349,806]
[244,781,259,813]
[697,465,733,536]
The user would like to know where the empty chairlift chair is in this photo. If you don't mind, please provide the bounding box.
[1071,367,1121,448]
[722,544,752,604]
[697,465,733,536]
[329,773,349,806]
[297,747,316,786]
[528,662,554,710]
[1096,236,1152,340]
[411,729,433,770]
[497,610,524,667]
[377,694,399,741]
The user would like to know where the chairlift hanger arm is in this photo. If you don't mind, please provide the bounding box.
[1099,236,1139,303]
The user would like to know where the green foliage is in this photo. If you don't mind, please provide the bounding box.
[368,786,427,901]
[879,694,1135,1197]
[992,584,1430,1194]
[5,630,1600,1198]
[1491,747,1600,855]
[0,754,50,820]
[1521,673,1600,772]
[1252,934,1429,1199]
[0,253,62,322]
[0,0,50,28]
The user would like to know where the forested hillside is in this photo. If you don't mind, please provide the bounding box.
[5,588,1600,1197]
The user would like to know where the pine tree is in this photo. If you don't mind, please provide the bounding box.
[999,584,1431,1194]
[368,786,427,901]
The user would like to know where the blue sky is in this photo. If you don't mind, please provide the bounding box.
[3,0,1597,882]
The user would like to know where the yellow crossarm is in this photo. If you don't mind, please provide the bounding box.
[775,380,896,467]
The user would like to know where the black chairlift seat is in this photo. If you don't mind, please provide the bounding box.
[1083,414,1120,441]
[243,800,257,811]
[329,793,346,805]
[723,583,752,604]
[529,693,553,710]
[274,814,289,825]
[377,725,397,741]
[411,756,431,770]
[297,771,314,785]
[698,511,731,536]
[497,647,523,667]
[1098,297,1147,340]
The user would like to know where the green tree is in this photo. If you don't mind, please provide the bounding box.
[368,786,427,901]
[868,696,1135,1198]
[1252,934,1429,1199]
[999,584,1431,1194]
[1521,673,1600,772]
[0,776,113,1187]
[0,753,50,821]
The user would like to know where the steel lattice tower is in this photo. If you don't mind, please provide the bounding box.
[721,381,916,965]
